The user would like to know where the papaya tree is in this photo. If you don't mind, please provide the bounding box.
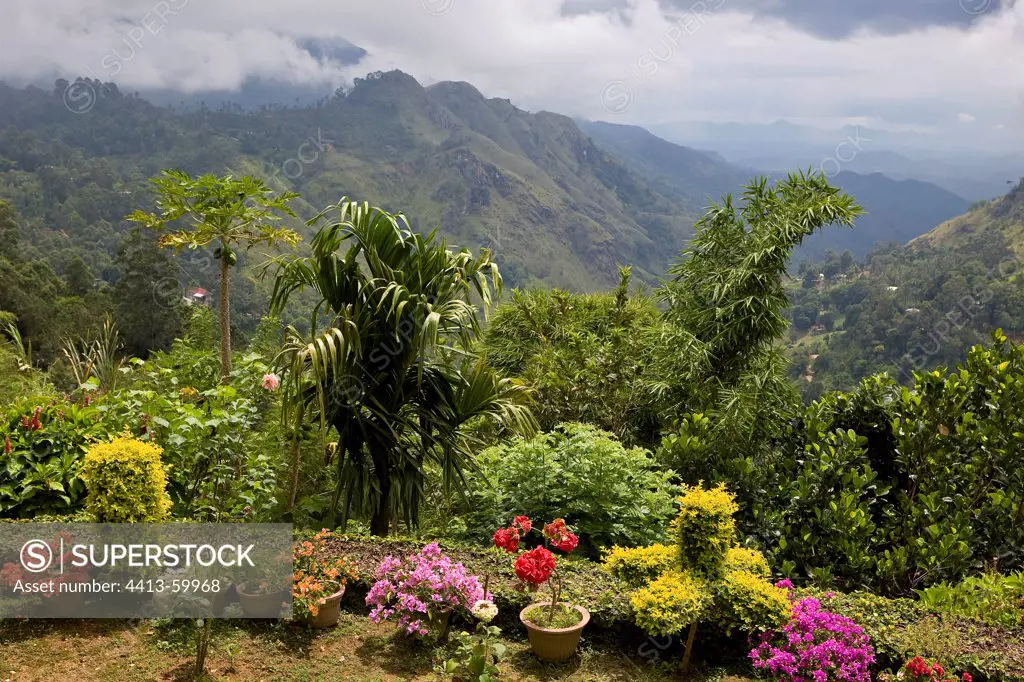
[128,170,299,381]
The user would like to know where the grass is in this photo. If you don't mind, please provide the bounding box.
[522,604,584,629]
[0,613,755,682]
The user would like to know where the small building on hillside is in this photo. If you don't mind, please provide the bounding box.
[184,287,210,306]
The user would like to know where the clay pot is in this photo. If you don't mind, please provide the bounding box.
[237,586,287,618]
[427,607,453,641]
[303,586,345,628]
[519,603,590,662]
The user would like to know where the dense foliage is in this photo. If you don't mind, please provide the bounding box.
[4,167,1024,678]
[455,423,676,556]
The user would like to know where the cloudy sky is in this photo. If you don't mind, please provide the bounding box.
[3,0,1022,137]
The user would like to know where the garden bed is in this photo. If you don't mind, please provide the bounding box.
[319,534,634,627]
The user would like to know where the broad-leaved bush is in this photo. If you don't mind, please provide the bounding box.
[460,423,676,556]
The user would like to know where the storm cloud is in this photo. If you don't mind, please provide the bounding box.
[2,0,1022,147]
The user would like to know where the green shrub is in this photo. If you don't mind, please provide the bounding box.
[0,396,113,517]
[803,589,930,665]
[630,570,709,637]
[675,483,738,578]
[80,432,171,522]
[755,335,1024,592]
[459,423,677,556]
[602,543,676,587]
[712,569,791,634]
[724,547,770,578]
[917,572,1024,630]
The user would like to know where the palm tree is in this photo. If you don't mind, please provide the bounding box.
[268,198,536,534]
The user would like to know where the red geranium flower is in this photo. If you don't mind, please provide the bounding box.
[906,658,931,679]
[962,675,972,682]
[513,515,532,535]
[514,547,555,584]
[543,518,566,541]
[492,527,519,553]
[552,531,578,553]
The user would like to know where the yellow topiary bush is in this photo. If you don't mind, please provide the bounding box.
[674,483,739,578]
[630,570,709,637]
[712,569,791,634]
[724,546,770,578]
[603,544,677,587]
[80,432,171,523]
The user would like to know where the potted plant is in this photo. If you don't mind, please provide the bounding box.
[493,516,589,662]
[365,542,489,641]
[292,530,358,628]
[235,540,292,614]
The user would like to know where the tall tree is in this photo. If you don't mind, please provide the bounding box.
[662,170,863,386]
[269,198,536,534]
[655,171,862,495]
[128,170,299,381]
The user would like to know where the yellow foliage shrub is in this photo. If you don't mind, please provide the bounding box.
[674,483,738,577]
[724,547,770,578]
[712,569,791,634]
[80,432,171,523]
[603,544,677,587]
[630,570,709,637]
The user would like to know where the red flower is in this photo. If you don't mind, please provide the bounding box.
[513,515,532,535]
[543,518,566,541]
[962,675,972,682]
[3,436,11,455]
[907,657,930,679]
[492,527,519,553]
[514,547,555,584]
[932,665,945,679]
[552,531,578,553]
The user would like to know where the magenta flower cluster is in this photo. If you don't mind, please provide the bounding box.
[365,542,489,637]
[750,595,875,682]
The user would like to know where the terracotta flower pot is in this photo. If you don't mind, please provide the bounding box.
[519,603,589,662]
[237,587,287,618]
[303,586,346,628]
[427,607,453,641]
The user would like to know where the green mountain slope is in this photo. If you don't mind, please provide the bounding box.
[576,120,749,208]
[910,179,1024,253]
[785,179,1024,397]
[0,72,702,293]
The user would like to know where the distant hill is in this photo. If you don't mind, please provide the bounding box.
[784,179,1024,397]
[0,71,991,300]
[795,171,971,261]
[576,120,749,209]
[910,178,1024,252]
[650,119,1023,202]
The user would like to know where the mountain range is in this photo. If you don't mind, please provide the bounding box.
[0,70,991,294]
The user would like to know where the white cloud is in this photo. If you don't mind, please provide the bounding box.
[1,0,1022,142]
[958,113,977,123]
